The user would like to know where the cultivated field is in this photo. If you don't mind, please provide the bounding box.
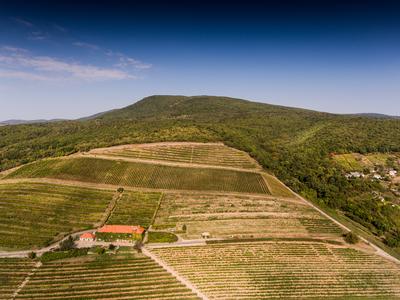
[152,241,400,299]
[6,157,269,194]
[0,183,114,250]
[89,142,260,169]
[107,191,162,228]
[154,193,343,239]
[0,258,36,299]
[13,252,199,300]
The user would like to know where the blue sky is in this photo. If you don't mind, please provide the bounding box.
[0,0,400,120]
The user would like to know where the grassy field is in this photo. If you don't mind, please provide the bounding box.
[90,142,259,169]
[152,242,400,299]
[6,157,269,194]
[0,258,36,299]
[0,182,114,250]
[153,193,343,239]
[333,152,400,171]
[14,252,199,300]
[107,191,161,228]
[147,231,178,243]
[263,173,295,197]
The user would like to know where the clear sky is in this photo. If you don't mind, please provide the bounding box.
[0,0,399,120]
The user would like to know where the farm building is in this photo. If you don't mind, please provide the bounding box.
[79,232,95,241]
[98,225,145,240]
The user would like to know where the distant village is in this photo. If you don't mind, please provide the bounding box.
[344,161,400,206]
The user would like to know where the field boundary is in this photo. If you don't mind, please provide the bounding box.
[142,246,208,300]
[11,261,42,299]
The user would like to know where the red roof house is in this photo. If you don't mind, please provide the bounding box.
[79,232,95,241]
[98,225,145,235]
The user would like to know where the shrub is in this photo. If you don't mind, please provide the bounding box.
[95,247,106,255]
[40,248,88,262]
[28,251,36,259]
[148,232,178,243]
[59,236,75,251]
[344,232,359,244]
[108,244,116,250]
[117,187,124,193]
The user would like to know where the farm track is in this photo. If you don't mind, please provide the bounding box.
[142,247,208,300]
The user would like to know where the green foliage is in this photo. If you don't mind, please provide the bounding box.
[147,231,178,243]
[1,95,400,250]
[0,183,113,250]
[344,232,359,244]
[95,232,135,242]
[8,157,269,194]
[107,192,161,227]
[40,248,88,262]
[59,236,75,251]
[28,251,36,259]
[117,187,124,193]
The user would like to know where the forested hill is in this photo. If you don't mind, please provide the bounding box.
[1,95,400,251]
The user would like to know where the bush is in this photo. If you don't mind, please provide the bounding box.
[344,232,359,244]
[96,247,106,255]
[59,236,75,251]
[108,244,116,250]
[147,232,178,243]
[40,248,88,262]
[28,251,36,259]
[117,187,124,193]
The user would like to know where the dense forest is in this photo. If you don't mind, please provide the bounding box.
[1,95,400,250]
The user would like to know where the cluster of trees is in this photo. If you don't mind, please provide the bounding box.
[1,95,400,251]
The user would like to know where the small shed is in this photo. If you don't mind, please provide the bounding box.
[201,232,211,239]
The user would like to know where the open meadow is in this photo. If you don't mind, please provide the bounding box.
[0,182,114,250]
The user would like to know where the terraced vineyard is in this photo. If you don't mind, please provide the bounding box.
[6,157,269,194]
[107,191,162,228]
[14,253,199,300]
[90,142,259,169]
[0,183,114,250]
[154,193,343,239]
[0,258,36,299]
[152,242,400,299]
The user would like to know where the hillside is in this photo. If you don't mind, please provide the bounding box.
[1,95,400,255]
[1,142,400,299]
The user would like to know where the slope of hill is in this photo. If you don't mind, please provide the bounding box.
[1,142,400,299]
[1,95,400,255]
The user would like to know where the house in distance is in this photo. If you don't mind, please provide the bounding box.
[79,225,145,243]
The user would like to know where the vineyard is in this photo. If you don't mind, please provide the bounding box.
[90,142,260,169]
[152,242,400,299]
[13,252,199,300]
[154,193,343,239]
[0,183,114,250]
[107,191,162,228]
[0,258,36,299]
[6,157,269,194]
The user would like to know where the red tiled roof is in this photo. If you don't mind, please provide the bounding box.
[98,225,145,234]
[80,232,95,239]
